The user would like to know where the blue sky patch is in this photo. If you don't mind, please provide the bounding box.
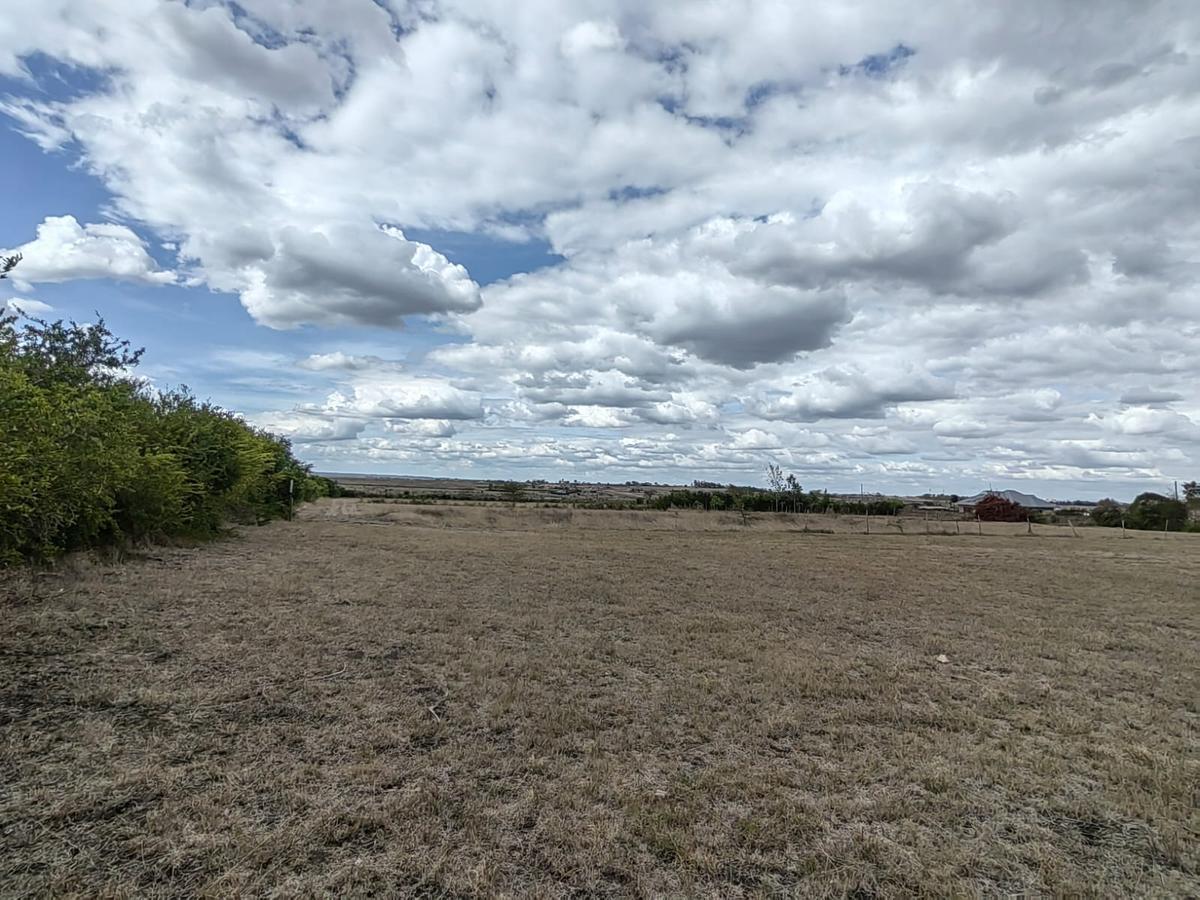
[401,227,564,286]
[840,43,916,78]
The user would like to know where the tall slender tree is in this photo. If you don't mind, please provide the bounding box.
[765,463,785,512]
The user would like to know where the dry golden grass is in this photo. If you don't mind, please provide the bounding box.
[2,502,1198,897]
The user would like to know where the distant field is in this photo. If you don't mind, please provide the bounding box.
[326,473,666,506]
[2,502,1197,896]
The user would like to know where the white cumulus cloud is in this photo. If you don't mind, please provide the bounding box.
[5,216,175,287]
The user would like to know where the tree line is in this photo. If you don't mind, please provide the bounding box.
[653,471,1199,531]
[1,271,335,564]
[650,466,905,516]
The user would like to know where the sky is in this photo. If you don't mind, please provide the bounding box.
[1,0,1197,500]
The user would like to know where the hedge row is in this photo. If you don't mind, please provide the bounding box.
[0,313,334,565]
[649,488,906,516]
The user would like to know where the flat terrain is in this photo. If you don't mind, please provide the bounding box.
[2,502,1197,897]
[324,473,666,506]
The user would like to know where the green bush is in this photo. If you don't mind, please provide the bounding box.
[1089,498,1124,527]
[1088,493,1193,531]
[0,313,328,564]
[1126,492,1189,532]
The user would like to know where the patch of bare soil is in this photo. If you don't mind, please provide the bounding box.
[2,505,1197,897]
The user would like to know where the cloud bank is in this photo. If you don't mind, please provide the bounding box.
[2,0,1197,494]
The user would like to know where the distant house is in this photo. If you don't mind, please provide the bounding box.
[955,490,1055,514]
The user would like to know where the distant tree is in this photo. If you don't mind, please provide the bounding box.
[1183,480,1199,501]
[498,480,526,507]
[765,463,785,511]
[785,473,802,513]
[1127,492,1188,531]
[1089,498,1124,527]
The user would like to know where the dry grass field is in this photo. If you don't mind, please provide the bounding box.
[2,501,1198,897]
